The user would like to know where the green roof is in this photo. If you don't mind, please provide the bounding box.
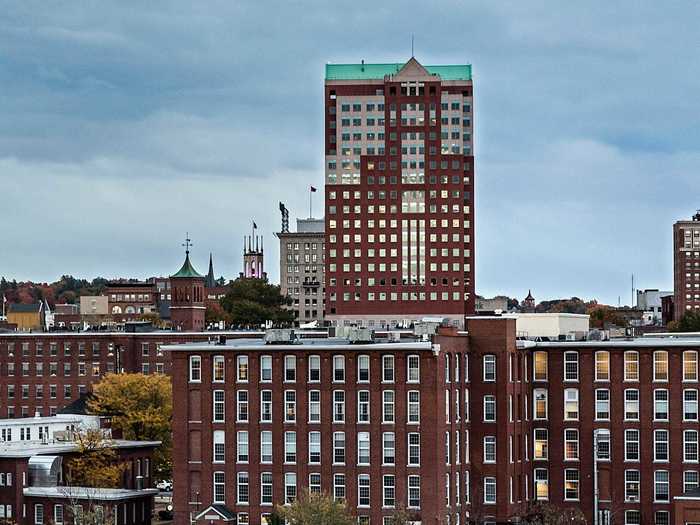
[325,63,471,81]
[171,253,203,279]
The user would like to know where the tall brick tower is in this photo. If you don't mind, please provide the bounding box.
[243,235,265,278]
[324,57,475,328]
[170,236,206,331]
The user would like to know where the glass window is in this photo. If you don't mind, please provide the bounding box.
[564,469,579,500]
[595,429,610,460]
[237,431,248,463]
[284,431,297,463]
[625,470,640,501]
[685,351,698,381]
[654,351,668,381]
[308,355,320,382]
[260,431,272,463]
[357,432,370,465]
[625,389,639,420]
[685,430,698,462]
[534,429,548,460]
[237,472,249,504]
[483,355,496,381]
[595,389,610,420]
[625,429,640,461]
[308,431,321,464]
[285,390,296,422]
[383,355,395,382]
[685,389,699,421]
[284,355,296,382]
[358,474,371,507]
[483,477,496,504]
[484,436,496,463]
[308,390,321,423]
[654,389,669,420]
[333,432,346,464]
[237,355,248,382]
[483,395,496,422]
[534,468,548,501]
[212,390,225,422]
[407,391,420,423]
[564,429,579,461]
[213,472,225,503]
[624,351,639,381]
[189,356,201,382]
[533,351,547,381]
[260,390,272,422]
[407,355,420,382]
[261,472,273,505]
[383,432,395,465]
[260,356,272,382]
[236,390,248,422]
[534,389,548,420]
[333,390,345,422]
[213,430,225,463]
[357,355,370,382]
[654,430,669,462]
[564,389,578,420]
[595,351,609,381]
[407,475,420,508]
[333,355,345,382]
[212,356,225,382]
[408,433,420,466]
[383,390,395,423]
[564,352,578,381]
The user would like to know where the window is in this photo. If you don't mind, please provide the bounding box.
[237,390,248,422]
[357,391,370,423]
[655,470,669,502]
[484,477,496,504]
[685,470,699,492]
[237,431,249,463]
[408,391,420,423]
[237,472,249,504]
[333,390,345,422]
[383,475,396,508]
[534,429,548,460]
[333,355,345,382]
[284,431,297,463]
[213,390,225,422]
[564,469,579,500]
[685,351,698,381]
[595,351,609,381]
[654,389,669,420]
[261,472,273,505]
[260,431,272,463]
[564,388,578,420]
[408,475,420,508]
[408,433,420,466]
[625,429,640,461]
[357,432,370,465]
[334,474,346,502]
[654,430,669,462]
[625,470,640,501]
[358,475,371,507]
[655,511,669,525]
[260,390,272,422]
[237,355,248,381]
[357,355,370,382]
[383,355,395,382]
[564,429,579,461]
[308,355,320,382]
[685,430,699,462]
[34,504,43,525]
[285,390,296,422]
[483,355,496,381]
[213,431,225,463]
[595,389,610,420]
[212,356,225,382]
[309,473,321,494]
[595,429,610,460]
[563,352,578,381]
[625,510,641,525]
[624,389,639,420]
[285,473,297,504]
[189,356,201,382]
[383,432,395,465]
[484,436,496,463]
[284,355,296,382]
[308,432,321,464]
[213,472,225,503]
[483,395,496,422]
[53,505,63,525]
[309,390,321,423]
[533,351,547,381]
[383,390,395,423]
[407,355,420,382]
[654,351,668,381]
[624,351,639,381]
[260,356,272,382]
[534,389,548,419]
[685,389,699,421]
[333,432,345,464]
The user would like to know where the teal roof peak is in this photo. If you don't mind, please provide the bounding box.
[171,252,203,279]
[325,60,471,81]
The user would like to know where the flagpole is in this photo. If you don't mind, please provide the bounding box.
[309,188,312,219]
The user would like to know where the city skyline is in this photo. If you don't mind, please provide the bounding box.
[2,1,700,304]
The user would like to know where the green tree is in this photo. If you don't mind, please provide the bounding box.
[677,311,700,332]
[275,490,354,525]
[220,277,294,328]
[520,503,587,525]
[587,305,624,328]
[88,373,172,479]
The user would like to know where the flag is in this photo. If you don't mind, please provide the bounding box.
[253,221,257,229]
[310,186,317,192]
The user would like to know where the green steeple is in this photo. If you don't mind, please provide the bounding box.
[171,234,203,278]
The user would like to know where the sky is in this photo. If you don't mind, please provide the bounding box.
[2,1,699,305]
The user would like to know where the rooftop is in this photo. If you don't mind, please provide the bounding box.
[23,486,158,501]
[325,62,471,81]
[0,439,161,458]
[163,337,432,353]
[8,303,42,313]
[171,252,203,279]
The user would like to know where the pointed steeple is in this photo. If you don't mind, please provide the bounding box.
[205,253,216,288]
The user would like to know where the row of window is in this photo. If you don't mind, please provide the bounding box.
[336,102,470,113]
[190,354,421,384]
[211,430,421,467]
[211,389,421,425]
[6,384,87,401]
[212,471,418,509]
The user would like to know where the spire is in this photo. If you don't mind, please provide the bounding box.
[205,253,216,288]
[171,234,203,278]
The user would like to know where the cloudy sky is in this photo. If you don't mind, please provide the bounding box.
[2,1,699,305]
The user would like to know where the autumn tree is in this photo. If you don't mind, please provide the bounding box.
[275,490,354,525]
[88,373,172,478]
[677,311,700,332]
[520,503,587,525]
[220,277,294,328]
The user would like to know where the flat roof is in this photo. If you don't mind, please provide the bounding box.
[0,414,96,426]
[533,338,700,349]
[0,330,266,338]
[0,439,161,458]
[24,487,158,501]
[163,338,432,352]
[325,63,471,81]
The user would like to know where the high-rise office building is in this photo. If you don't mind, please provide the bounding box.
[324,58,475,328]
[673,210,700,321]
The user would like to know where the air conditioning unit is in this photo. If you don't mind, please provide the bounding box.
[347,327,374,344]
[264,329,296,344]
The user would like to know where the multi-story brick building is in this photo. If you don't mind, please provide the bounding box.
[276,218,325,326]
[167,318,700,525]
[673,211,700,321]
[104,283,158,322]
[324,58,475,328]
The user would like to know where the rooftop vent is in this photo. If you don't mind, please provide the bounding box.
[264,329,296,345]
[414,321,441,337]
[347,327,375,344]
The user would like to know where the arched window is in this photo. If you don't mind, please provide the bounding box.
[111,306,122,314]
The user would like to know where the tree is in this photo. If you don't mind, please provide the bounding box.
[520,503,587,525]
[385,506,418,525]
[275,490,354,525]
[206,303,229,325]
[220,277,294,327]
[587,305,624,329]
[88,373,172,479]
[677,311,700,332]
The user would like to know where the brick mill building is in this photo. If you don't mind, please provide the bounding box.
[324,58,475,328]
[673,210,700,321]
[166,318,700,525]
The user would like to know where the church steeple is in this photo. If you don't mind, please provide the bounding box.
[169,234,206,331]
[205,253,216,288]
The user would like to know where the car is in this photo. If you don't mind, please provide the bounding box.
[156,480,173,491]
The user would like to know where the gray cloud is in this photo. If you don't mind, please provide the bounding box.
[1,0,699,304]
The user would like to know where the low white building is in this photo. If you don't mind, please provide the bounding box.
[504,312,590,340]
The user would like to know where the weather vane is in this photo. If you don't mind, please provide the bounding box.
[182,232,193,255]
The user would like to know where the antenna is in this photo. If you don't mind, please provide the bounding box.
[411,34,414,57]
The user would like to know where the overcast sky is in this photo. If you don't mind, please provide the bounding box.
[2,1,699,305]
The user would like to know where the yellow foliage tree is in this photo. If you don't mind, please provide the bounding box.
[88,373,172,479]
[275,490,354,525]
[65,429,126,488]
